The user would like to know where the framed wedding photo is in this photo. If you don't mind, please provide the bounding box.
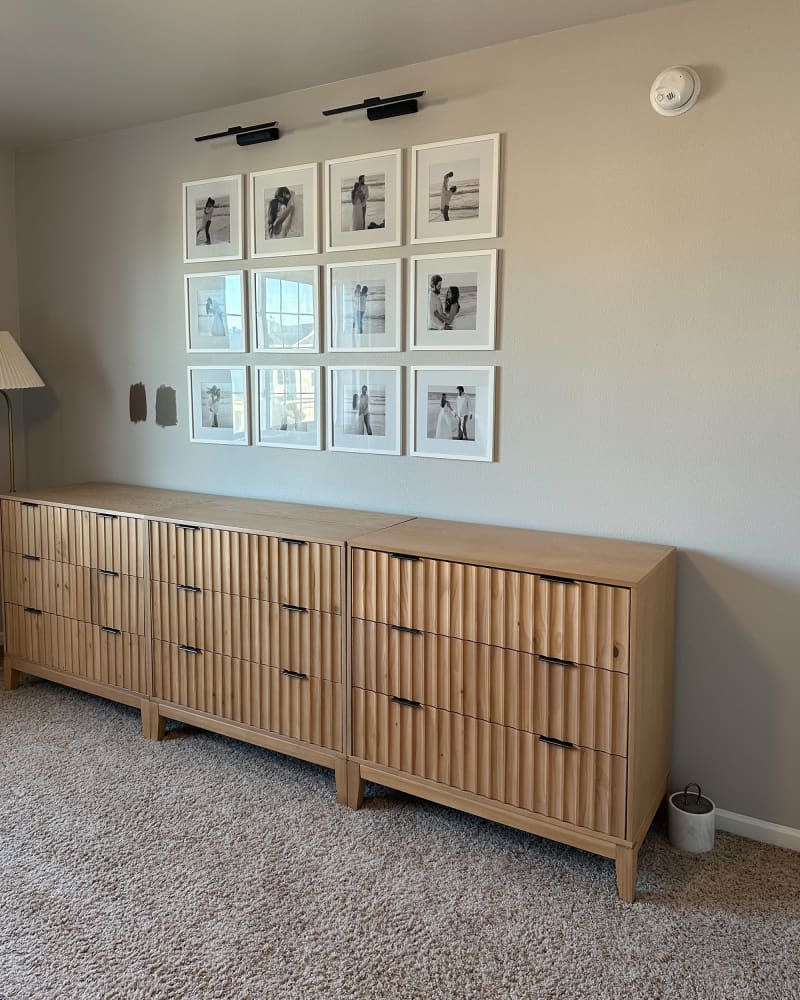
[183,174,243,263]
[409,366,496,462]
[188,365,250,446]
[328,366,402,455]
[324,149,402,252]
[250,266,320,353]
[410,133,500,244]
[250,162,318,258]
[410,249,497,350]
[254,365,322,450]
[185,271,246,353]
[327,259,402,353]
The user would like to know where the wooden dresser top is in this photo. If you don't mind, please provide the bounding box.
[350,517,675,587]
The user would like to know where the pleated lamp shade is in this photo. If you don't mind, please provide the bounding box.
[0,331,45,390]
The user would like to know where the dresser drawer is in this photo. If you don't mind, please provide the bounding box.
[5,603,50,664]
[3,555,90,619]
[79,511,146,577]
[153,640,341,750]
[150,583,341,680]
[351,549,630,671]
[351,619,628,757]
[90,570,147,635]
[352,688,627,837]
[1,499,44,557]
[81,624,148,694]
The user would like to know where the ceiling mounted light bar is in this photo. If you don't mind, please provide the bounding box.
[322,92,425,122]
[194,121,280,145]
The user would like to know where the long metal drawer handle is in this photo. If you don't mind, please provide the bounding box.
[282,668,308,680]
[98,568,119,578]
[96,512,118,520]
[537,654,578,668]
[179,643,202,655]
[100,626,121,635]
[176,523,199,531]
[539,574,579,586]
[391,695,422,709]
[177,583,201,593]
[538,735,576,750]
[390,624,422,636]
[23,606,42,616]
[20,502,39,509]
[279,537,307,546]
[22,554,41,562]
[281,602,308,614]
[390,552,420,562]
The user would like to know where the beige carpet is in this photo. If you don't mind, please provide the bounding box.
[0,679,797,1000]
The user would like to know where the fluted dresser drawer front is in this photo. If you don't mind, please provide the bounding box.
[90,570,147,634]
[1,500,43,557]
[276,537,342,616]
[352,688,626,838]
[351,619,628,757]
[351,549,630,672]
[5,603,50,664]
[1,500,84,563]
[151,583,341,681]
[81,512,146,577]
[153,640,341,750]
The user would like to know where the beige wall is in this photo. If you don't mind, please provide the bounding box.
[14,0,800,828]
[0,151,20,492]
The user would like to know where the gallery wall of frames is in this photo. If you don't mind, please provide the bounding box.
[182,133,500,462]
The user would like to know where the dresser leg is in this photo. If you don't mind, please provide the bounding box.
[334,759,349,805]
[346,760,365,810]
[3,660,20,691]
[142,702,166,741]
[615,845,638,903]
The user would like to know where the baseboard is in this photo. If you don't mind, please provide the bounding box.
[716,808,800,852]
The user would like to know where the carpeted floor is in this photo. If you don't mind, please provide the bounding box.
[0,680,797,1000]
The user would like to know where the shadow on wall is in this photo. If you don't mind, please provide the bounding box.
[672,550,799,826]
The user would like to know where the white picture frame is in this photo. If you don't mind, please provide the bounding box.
[184,271,247,353]
[326,259,402,353]
[410,133,500,244]
[328,366,402,455]
[324,148,402,252]
[254,365,322,450]
[250,266,320,353]
[409,365,496,462]
[183,174,244,263]
[187,365,250,446]
[410,250,497,351]
[249,162,318,258]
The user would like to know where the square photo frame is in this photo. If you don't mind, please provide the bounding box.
[327,259,402,352]
[411,134,499,244]
[254,365,322,450]
[185,271,246,353]
[250,266,320,353]
[325,149,402,251]
[183,174,243,263]
[188,365,250,446]
[328,366,402,455]
[409,366,496,462]
[250,162,318,258]
[410,250,497,350]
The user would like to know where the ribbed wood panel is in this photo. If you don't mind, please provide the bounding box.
[153,641,341,750]
[79,512,146,577]
[351,619,628,756]
[2,499,43,556]
[277,538,341,615]
[5,604,48,663]
[85,626,148,693]
[90,571,147,634]
[150,583,341,680]
[351,549,630,671]
[352,688,626,837]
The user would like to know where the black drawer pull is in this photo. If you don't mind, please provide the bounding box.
[539,574,579,586]
[391,695,422,709]
[176,523,199,531]
[177,583,201,593]
[390,624,422,636]
[23,606,42,616]
[179,643,202,655]
[538,735,575,750]
[100,626,121,635]
[22,554,41,562]
[281,602,308,614]
[537,654,578,668]
[98,569,119,578]
[282,668,308,680]
[279,537,307,546]
[21,502,39,509]
[96,512,118,520]
[390,552,420,562]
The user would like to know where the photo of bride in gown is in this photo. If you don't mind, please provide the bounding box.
[427,386,475,442]
[340,171,386,231]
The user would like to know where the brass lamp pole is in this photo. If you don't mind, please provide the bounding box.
[0,332,45,493]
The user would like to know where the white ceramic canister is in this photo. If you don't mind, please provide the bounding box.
[668,783,716,853]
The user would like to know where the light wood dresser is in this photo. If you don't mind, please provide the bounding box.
[0,483,408,802]
[347,518,676,902]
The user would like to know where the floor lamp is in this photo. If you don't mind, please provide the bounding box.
[0,331,45,493]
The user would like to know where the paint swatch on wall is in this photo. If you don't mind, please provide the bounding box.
[129,383,147,423]
[155,385,178,427]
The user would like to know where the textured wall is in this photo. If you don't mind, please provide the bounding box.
[0,151,21,493]
[14,0,800,828]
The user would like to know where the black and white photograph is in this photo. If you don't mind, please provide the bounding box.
[184,271,246,353]
[325,149,402,251]
[188,365,249,445]
[327,259,402,352]
[250,266,320,352]
[255,365,321,450]
[183,174,243,262]
[328,366,402,454]
[410,366,495,461]
[410,250,497,350]
[250,163,318,257]
[411,134,499,244]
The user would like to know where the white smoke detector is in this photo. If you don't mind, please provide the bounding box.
[650,66,701,116]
